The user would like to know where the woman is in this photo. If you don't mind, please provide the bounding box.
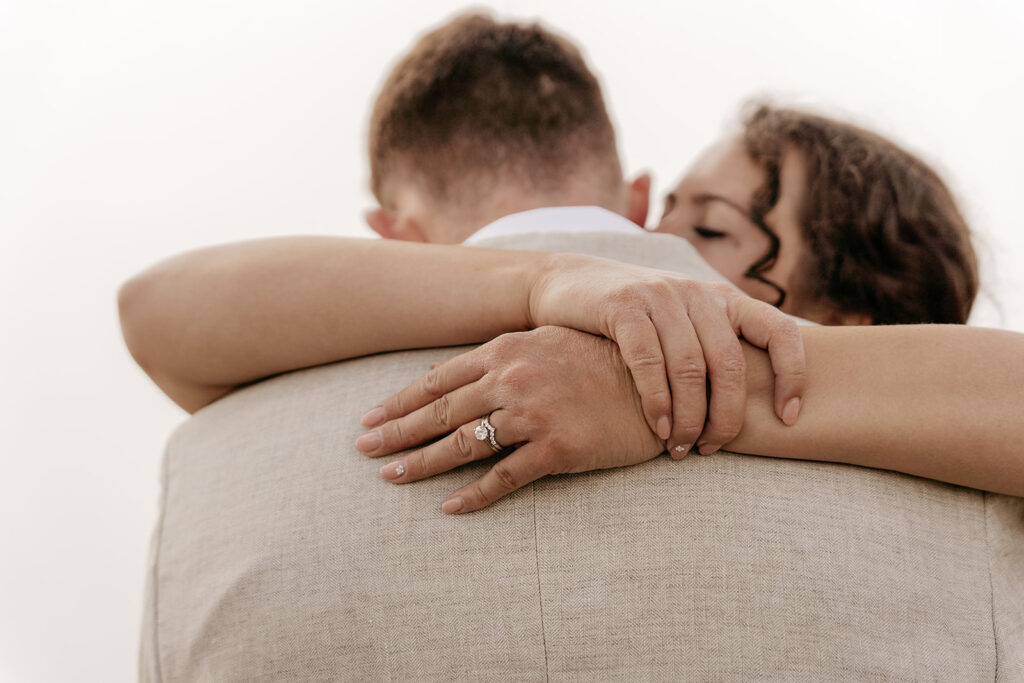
[120,106,1020,514]
[656,105,976,326]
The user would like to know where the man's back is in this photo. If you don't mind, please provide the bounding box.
[140,231,1024,681]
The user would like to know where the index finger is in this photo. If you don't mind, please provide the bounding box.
[731,298,806,425]
[362,349,486,427]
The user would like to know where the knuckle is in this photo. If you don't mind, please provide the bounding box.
[487,332,517,356]
[421,367,445,398]
[386,392,407,418]
[675,278,698,296]
[608,286,640,308]
[785,363,809,382]
[643,387,672,408]
[624,343,663,371]
[669,359,706,385]
[769,314,798,336]
[781,327,805,352]
[453,428,476,462]
[530,325,568,348]
[516,403,546,431]
[532,449,558,473]
[386,419,406,447]
[648,279,674,300]
[466,481,489,510]
[498,362,532,392]
[709,282,732,300]
[674,421,704,443]
[409,450,428,477]
[712,355,746,386]
[708,413,742,442]
[430,394,453,428]
[529,325,555,339]
[720,421,742,443]
[491,461,519,493]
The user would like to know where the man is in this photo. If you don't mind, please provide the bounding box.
[127,13,1021,680]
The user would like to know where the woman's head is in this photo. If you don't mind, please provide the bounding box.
[656,104,978,325]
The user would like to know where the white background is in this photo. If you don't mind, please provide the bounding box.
[2,1,1022,680]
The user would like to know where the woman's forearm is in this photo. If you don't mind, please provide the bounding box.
[119,233,808,456]
[729,325,1024,496]
[118,237,548,412]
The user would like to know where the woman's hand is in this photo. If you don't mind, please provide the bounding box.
[356,327,665,513]
[526,253,806,454]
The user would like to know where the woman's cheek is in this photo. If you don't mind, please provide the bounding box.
[697,243,743,284]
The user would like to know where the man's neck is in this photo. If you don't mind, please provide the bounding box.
[430,194,626,243]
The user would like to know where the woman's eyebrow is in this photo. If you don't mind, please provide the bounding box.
[693,193,751,218]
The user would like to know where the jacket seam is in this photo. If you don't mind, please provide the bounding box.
[149,443,171,683]
[532,484,550,682]
[984,491,998,679]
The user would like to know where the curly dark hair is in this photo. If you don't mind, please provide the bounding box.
[741,104,978,325]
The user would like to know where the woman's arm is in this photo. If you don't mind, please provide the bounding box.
[731,324,1024,495]
[118,236,806,451]
[118,237,539,412]
[361,324,1024,513]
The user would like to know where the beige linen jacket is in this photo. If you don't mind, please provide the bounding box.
[139,231,1024,682]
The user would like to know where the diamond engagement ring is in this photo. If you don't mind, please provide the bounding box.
[474,413,503,453]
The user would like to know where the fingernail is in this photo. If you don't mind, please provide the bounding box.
[380,460,405,480]
[656,416,672,441]
[671,444,691,460]
[697,443,720,456]
[355,430,382,453]
[442,496,464,514]
[361,406,387,427]
[782,397,801,426]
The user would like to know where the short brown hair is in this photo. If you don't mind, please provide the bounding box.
[369,13,620,207]
[741,104,978,324]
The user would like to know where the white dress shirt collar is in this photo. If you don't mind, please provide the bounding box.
[463,206,643,244]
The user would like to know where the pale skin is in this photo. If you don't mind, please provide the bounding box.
[119,140,1024,513]
[353,138,1024,512]
[363,324,1024,513]
[119,166,808,459]
[118,237,806,443]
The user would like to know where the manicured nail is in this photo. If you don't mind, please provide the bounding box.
[442,496,464,514]
[697,443,720,456]
[671,444,691,460]
[355,430,382,453]
[380,460,405,480]
[361,406,387,427]
[782,397,801,426]
[656,415,672,441]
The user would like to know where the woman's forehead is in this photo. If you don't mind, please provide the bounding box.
[674,137,765,203]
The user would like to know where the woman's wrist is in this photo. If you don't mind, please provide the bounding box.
[523,251,590,331]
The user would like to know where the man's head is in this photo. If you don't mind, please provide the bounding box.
[366,13,648,243]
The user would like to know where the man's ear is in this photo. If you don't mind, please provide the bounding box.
[365,208,399,239]
[365,208,430,242]
[626,172,651,227]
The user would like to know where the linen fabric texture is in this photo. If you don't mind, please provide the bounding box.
[139,230,1024,682]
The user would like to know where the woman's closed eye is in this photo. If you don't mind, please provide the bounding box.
[693,225,728,239]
